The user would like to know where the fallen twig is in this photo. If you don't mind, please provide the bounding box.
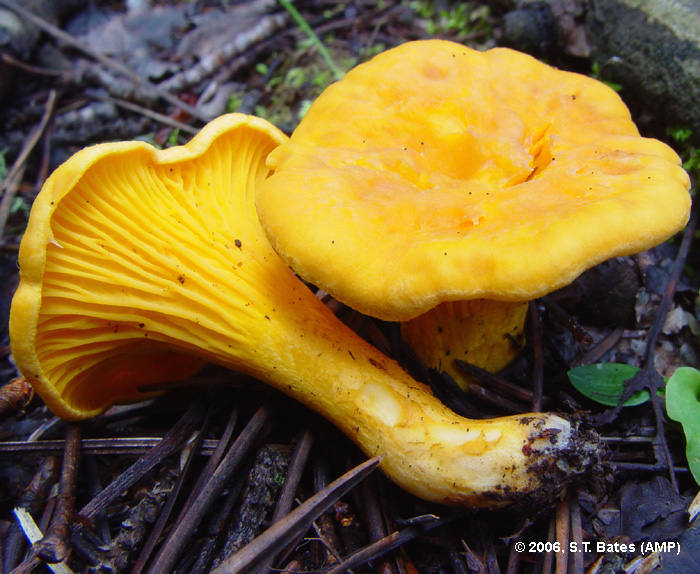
[0,437,221,456]
[91,94,199,135]
[528,301,545,412]
[0,0,209,123]
[595,210,698,489]
[0,89,56,239]
[130,403,222,574]
[209,456,382,574]
[554,498,569,574]
[158,12,289,94]
[33,423,81,564]
[79,398,207,520]
[324,514,450,574]
[5,456,61,571]
[11,509,74,574]
[254,426,314,573]
[147,404,272,574]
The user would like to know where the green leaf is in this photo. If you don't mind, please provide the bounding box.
[567,363,651,407]
[665,367,700,486]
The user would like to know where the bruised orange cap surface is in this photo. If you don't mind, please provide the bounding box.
[257,40,692,321]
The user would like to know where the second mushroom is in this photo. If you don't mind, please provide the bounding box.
[256,40,692,389]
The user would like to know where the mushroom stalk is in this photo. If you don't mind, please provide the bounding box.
[11,114,594,507]
[401,299,529,389]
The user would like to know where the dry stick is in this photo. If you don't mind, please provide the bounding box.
[7,554,40,574]
[4,456,61,572]
[611,461,690,473]
[361,473,401,574]
[141,403,241,573]
[529,302,545,412]
[253,426,314,574]
[158,12,289,93]
[270,427,314,525]
[541,517,556,574]
[361,473,388,545]
[188,473,248,574]
[33,423,81,564]
[0,437,221,456]
[540,296,595,348]
[36,113,54,191]
[82,457,110,544]
[569,501,584,574]
[0,378,35,419]
[595,212,698,488]
[465,383,528,414]
[1,52,64,77]
[0,0,209,124]
[147,404,272,574]
[442,531,469,574]
[0,89,56,238]
[324,516,453,574]
[94,95,199,135]
[186,404,240,504]
[208,456,382,574]
[129,403,223,574]
[455,360,536,404]
[571,327,624,367]
[505,535,521,574]
[554,499,570,574]
[79,399,207,521]
[268,454,343,570]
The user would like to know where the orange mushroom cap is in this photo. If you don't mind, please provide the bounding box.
[257,40,692,322]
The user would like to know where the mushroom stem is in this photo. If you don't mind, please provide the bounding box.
[401,299,529,389]
[11,114,595,507]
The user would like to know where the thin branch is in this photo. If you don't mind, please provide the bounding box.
[147,404,272,574]
[529,302,545,412]
[33,423,81,564]
[0,437,221,456]
[0,0,209,123]
[324,515,450,574]
[92,95,199,135]
[255,426,314,573]
[0,89,57,237]
[78,399,206,520]
[594,211,697,489]
[209,456,382,574]
[5,456,61,571]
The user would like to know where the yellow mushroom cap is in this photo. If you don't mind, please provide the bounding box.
[10,114,289,419]
[257,40,692,322]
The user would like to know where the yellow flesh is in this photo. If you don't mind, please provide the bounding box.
[258,41,692,321]
[10,114,581,507]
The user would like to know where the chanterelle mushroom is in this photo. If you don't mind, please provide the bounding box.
[256,40,692,389]
[10,113,595,507]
